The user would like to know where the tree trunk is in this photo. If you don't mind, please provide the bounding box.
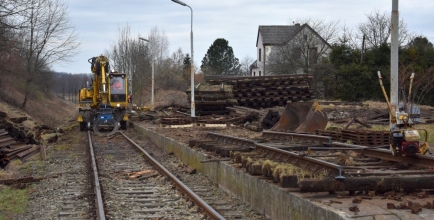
[20,79,31,109]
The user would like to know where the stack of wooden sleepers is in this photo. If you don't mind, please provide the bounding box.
[205,74,315,109]
[186,84,238,115]
[0,129,40,168]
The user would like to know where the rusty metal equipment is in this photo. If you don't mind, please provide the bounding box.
[377,71,430,156]
[271,101,328,133]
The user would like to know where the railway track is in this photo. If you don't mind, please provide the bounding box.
[62,130,265,219]
[190,130,434,193]
[88,131,223,219]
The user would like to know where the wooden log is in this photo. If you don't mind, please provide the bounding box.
[247,163,263,175]
[10,117,27,123]
[17,145,38,159]
[0,137,16,147]
[281,175,299,188]
[39,145,46,160]
[299,175,434,192]
[0,176,44,185]
[185,165,196,174]
[129,170,155,179]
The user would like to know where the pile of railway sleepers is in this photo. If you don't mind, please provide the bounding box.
[186,84,237,115]
[0,110,46,168]
[315,129,390,146]
[205,74,315,108]
[0,129,40,168]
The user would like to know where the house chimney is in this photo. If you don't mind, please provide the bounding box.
[295,23,300,26]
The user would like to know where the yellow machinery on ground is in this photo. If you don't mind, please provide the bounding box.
[77,55,129,135]
[377,71,430,156]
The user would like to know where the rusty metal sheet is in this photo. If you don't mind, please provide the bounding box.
[271,101,328,133]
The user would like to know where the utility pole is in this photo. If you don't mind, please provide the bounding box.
[390,0,399,129]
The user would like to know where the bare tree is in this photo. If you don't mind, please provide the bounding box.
[18,0,79,109]
[240,55,254,76]
[289,17,340,45]
[358,10,413,48]
[147,26,169,64]
[0,0,32,29]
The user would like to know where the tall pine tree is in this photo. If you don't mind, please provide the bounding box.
[201,38,241,75]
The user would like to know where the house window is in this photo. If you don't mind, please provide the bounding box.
[259,71,262,76]
[293,47,301,59]
[253,71,255,76]
[259,48,261,61]
[309,47,318,65]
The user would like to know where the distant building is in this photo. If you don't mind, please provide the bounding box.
[251,23,332,76]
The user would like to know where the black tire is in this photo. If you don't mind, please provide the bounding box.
[120,120,127,130]
[79,122,86,131]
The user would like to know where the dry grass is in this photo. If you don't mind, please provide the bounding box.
[0,86,77,130]
[152,90,189,109]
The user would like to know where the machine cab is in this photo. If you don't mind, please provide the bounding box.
[109,73,128,105]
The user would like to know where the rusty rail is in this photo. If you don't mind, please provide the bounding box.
[262,131,331,144]
[120,132,225,220]
[207,132,256,149]
[87,131,106,220]
[255,143,345,179]
[331,142,434,168]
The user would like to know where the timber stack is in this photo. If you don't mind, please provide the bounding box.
[205,74,315,108]
[186,84,237,115]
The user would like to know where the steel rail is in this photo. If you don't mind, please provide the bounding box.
[331,142,434,168]
[207,132,256,149]
[255,143,345,179]
[88,131,106,220]
[262,131,332,144]
[120,132,225,220]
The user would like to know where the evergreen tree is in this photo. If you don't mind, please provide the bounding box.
[200,38,241,75]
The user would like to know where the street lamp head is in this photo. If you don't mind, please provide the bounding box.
[139,37,149,42]
[171,0,187,6]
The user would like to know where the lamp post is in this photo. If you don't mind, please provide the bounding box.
[139,37,154,107]
[171,0,195,117]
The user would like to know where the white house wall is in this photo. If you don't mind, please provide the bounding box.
[255,26,331,76]
[252,30,264,76]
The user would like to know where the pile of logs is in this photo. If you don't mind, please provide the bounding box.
[205,74,315,108]
[186,84,237,115]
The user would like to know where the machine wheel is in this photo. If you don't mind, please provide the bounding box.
[93,119,119,136]
[79,122,86,131]
[120,120,127,130]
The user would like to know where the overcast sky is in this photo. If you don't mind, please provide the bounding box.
[52,0,434,74]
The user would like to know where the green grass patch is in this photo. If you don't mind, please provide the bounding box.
[19,160,45,173]
[56,144,73,151]
[0,187,30,219]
